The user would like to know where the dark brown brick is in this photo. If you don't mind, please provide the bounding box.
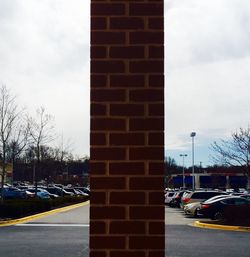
[109,162,145,175]
[90,206,126,219]
[129,177,164,190]
[129,89,163,102]
[91,32,125,45]
[129,206,164,220]
[148,104,164,116]
[129,3,163,16]
[90,177,126,190]
[110,75,145,88]
[129,147,164,161]
[91,118,126,131]
[90,236,125,249]
[90,251,107,257]
[148,162,164,175]
[129,118,164,131]
[91,89,125,102]
[90,162,107,175]
[91,147,126,160]
[148,132,164,145]
[110,104,145,116]
[148,17,164,30]
[110,192,145,204]
[149,46,164,59]
[110,251,145,257]
[129,61,164,73]
[90,221,106,234]
[110,133,145,146]
[129,236,165,249]
[91,133,107,146]
[130,32,163,44]
[110,221,146,234]
[90,0,165,255]
[91,17,107,30]
[91,46,107,59]
[91,103,107,116]
[91,75,107,88]
[90,191,107,204]
[148,192,164,205]
[91,3,125,16]
[110,17,144,30]
[149,75,164,88]
[110,46,145,59]
[148,250,165,257]
[148,222,165,234]
[91,60,125,74]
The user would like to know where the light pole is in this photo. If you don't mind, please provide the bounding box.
[190,132,196,191]
[180,154,187,188]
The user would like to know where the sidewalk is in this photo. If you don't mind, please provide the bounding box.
[0,200,89,227]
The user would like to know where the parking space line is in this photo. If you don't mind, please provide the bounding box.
[15,223,89,227]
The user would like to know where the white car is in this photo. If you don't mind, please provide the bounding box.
[165,191,175,205]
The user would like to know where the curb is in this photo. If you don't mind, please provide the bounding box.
[0,200,89,227]
[193,221,250,232]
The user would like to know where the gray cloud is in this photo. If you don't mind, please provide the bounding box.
[165,0,250,165]
[0,0,90,156]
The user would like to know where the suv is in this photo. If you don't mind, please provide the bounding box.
[169,190,190,208]
[181,190,227,208]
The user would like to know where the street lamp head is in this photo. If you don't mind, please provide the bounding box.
[190,132,196,137]
[180,154,188,157]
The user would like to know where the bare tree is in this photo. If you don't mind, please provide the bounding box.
[211,126,250,184]
[0,85,25,201]
[28,107,55,192]
[7,118,30,175]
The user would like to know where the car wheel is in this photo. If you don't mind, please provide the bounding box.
[194,209,198,217]
[214,211,224,221]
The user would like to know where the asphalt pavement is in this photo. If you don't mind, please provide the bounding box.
[0,203,250,257]
[165,206,250,257]
[0,204,89,257]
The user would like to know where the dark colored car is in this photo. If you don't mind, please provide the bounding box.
[1,187,27,199]
[46,187,74,197]
[75,187,90,195]
[63,188,82,196]
[198,196,250,220]
[169,191,187,208]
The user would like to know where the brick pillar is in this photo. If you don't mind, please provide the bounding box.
[90,1,164,257]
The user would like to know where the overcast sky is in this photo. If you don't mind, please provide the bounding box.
[0,0,90,157]
[165,0,250,167]
[0,1,250,166]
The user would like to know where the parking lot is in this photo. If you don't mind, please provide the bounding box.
[165,205,250,257]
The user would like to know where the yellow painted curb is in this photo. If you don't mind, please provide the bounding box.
[194,221,250,232]
[0,200,89,227]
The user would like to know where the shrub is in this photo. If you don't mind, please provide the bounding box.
[0,195,89,219]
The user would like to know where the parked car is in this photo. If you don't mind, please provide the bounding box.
[184,202,201,217]
[240,194,250,200]
[38,188,59,199]
[46,187,74,197]
[63,188,82,196]
[169,190,189,208]
[26,188,50,199]
[180,190,227,208]
[184,194,230,217]
[165,191,175,205]
[75,187,90,195]
[198,196,250,220]
[1,187,26,199]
